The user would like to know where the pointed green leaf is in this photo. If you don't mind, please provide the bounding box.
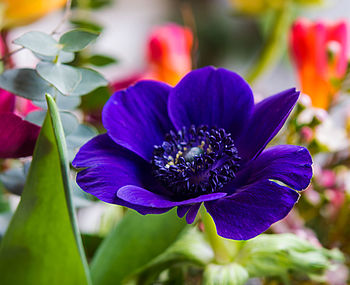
[59,30,99,52]
[13,31,60,56]
[0,95,91,285]
[90,209,186,285]
[87,54,117,67]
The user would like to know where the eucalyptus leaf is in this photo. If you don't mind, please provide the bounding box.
[66,124,98,161]
[59,30,99,52]
[0,68,58,101]
[33,50,75,63]
[33,94,81,110]
[71,67,108,96]
[13,31,60,56]
[0,95,91,285]
[66,124,97,149]
[36,62,107,96]
[36,62,81,95]
[0,163,30,195]
[90,209,186,285]
[26,110,79,136]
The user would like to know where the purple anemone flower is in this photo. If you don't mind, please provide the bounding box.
[73,67,312,240]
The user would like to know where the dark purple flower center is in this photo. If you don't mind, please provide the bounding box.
[152,125,241,199]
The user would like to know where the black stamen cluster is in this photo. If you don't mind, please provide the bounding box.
[152,125,241,199]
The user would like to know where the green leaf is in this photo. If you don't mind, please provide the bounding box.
[87,54,117,67]
[25,110,79,136]
[90,209,186,285]
[80,86,111,111]
[239,234,344,280]
[13,31,60,56]
[33,94,81,110]
[59,30,99,52]
[66,124,98,161]
[70,19,104,33]
[33,50,75,63]
[36,62,107,96]
[0,68,58,101]
[134,227,213,284]
[203,263,249,285]
[0,163,29,195]
[0,95,91,285]
[72,68,108,96]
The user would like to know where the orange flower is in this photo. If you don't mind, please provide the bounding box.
[112,23,193,91]
[290,19,349,109]
[0,0,66,29]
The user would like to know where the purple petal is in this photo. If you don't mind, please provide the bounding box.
[204,180,300,240]
[0,113,40,158]
[235,145,313,190]
[117,185,227,208]
[168,67,254,139]
[73,134,170,215]
[236,88,299,162]
[186,204,200,224]
[103,81,174,161]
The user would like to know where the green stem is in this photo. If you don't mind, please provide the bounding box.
[200,205,231,264]
[246,1,292,84]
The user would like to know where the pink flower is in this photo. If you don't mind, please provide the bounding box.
[0,89,40,158]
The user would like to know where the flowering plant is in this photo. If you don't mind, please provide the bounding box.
[0,1,349,284]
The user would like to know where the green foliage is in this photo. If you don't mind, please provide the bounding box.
[90,209,186,285]
[70,19,104,33]
[0,163,29,195]
[135,227,213,284]
[0,68,57,101]
[86,54,117,67]
[14,31,60,56]
[59,30,99,52]
[203,263,249,285]
[239,233,344,281]
[36,62,107,96]
[25,110,79,136]
[0,95,91,285]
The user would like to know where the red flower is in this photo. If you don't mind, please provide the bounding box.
[290,19,349,109]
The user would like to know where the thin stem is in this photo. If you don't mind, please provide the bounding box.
[51,0,73,35]
[200,205,231,264]
[245,1,292,84]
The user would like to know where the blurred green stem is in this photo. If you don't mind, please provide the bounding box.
[200,205,231,264]
[246,1,292,84]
